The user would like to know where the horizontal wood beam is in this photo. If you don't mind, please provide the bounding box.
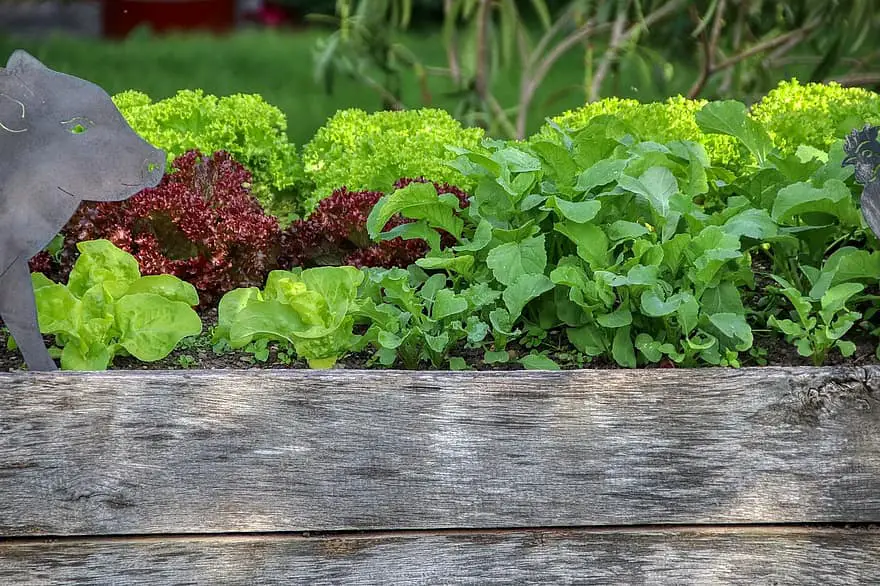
[1,367,879,536]
[2,527,880,584]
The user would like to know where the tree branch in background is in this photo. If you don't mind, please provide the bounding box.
[688,11,822,99]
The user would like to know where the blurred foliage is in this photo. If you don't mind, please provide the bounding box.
[312,0,880,139]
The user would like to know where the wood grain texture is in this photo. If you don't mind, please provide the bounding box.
[1,366,879,536]
[2,528,880,585]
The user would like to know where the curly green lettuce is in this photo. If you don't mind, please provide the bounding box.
[749,79,880,156]
[300,108,485,213]
[533,95,743,170]
[113,89,304,219]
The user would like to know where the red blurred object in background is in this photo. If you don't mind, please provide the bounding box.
[102,0,237,38]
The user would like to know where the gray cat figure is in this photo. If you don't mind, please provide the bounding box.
[0,50,166,371]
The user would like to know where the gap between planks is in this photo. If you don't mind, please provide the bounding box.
[2,522,879,546]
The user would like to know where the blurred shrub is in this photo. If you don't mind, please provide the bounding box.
[300,108,484,213]
[113,89,305,222]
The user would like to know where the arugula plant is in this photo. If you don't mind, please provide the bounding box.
[19,239,203,370]
[213,266,364,369]
[766,247,880,365]
[367,118,758,368]
[352,266,498,369]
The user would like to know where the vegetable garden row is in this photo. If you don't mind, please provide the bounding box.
[8,79,880,372]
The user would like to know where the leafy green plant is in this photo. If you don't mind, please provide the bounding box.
[534,96,744,171]
[766,248,878,365]
[749,80,880,157]
[21,239,203,371]
[213,266,365,369]
[300,107,485,211]
[365,118,758,368]
[113,89,305,220]
[354,265,499,369]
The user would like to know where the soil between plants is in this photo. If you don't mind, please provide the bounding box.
[1,307,879,373]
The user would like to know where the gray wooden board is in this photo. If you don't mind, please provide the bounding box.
[1,366,879,536]
[2,528,880,585]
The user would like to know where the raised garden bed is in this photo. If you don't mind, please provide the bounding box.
[1,367,879,582]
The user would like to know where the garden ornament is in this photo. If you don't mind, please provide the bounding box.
[843,124,880,241]
[0,50,166,371]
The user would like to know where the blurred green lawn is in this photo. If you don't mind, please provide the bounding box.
[0,28,706,145]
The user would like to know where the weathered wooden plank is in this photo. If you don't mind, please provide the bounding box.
[1,367,879,536]
[2,527,880,585]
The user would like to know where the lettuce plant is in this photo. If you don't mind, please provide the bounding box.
[45,150,281,307]
[300,108,485,212]
[22,239,202,371]
[113,89,305,219]
[749,79,880,157]
[278,178,469,270]
[533,96,743,171]
[213,266,365,369]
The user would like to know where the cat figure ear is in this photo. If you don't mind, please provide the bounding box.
[5,49,50,73]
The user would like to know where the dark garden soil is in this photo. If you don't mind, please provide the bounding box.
[1,307,879,373]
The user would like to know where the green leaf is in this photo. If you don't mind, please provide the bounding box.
[449,356,470,370]
[554,222,609,268]
[124,275,200,307]
[484,349,510,364]
[432,288,469,320]
[641,289,681,317]
[454,219,493,252]
[485,235,547,286]
[721,208,779,240]
[566,324,606,356]
[607,221,650,241]
[820,282,864,318]
[768,316,804,337]
[68,239,141,300]
[618,167,679,219]
[520,353,561,370]
[366,181,463,240]
[597,306,633,328]
[695,100,773,165]
[115,293,203,362]
[489,308,519,336]
[612,326,636,368]
[575,158,627,193]
[425,331,450,354]
[464,316,490,343]
[416,254,475,275]
[771,179,860,226]
[707,312,753,351]
[502,273,554,321]
[542,197,601,223]
[837,340,857,357]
